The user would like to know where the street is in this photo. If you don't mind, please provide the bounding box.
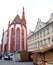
[0,60,33,65]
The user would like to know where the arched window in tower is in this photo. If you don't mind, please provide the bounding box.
[16,28,20,51]
[11,28,15,52]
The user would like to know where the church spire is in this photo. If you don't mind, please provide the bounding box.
[8,20,10,27]
[22,7,26,27]
[2,28,4,36]
[22,7,25,20]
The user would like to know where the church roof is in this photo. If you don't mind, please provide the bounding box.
[10,14,21,25]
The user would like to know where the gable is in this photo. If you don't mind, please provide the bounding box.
[11,15,21,25]
[35,21,46,31]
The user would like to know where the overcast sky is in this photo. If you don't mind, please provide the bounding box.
[0,0,53,43]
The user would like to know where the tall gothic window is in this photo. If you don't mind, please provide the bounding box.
[11,28,15,52]
[22,28,24,50]
[16,28,20,51]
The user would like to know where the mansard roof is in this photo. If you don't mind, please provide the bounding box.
[10,14,21,25]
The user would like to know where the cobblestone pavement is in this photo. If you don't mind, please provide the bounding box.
[0,60,33,65]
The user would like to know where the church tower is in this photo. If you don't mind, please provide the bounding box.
[21,7,27,50]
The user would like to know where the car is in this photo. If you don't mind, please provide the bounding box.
[3,53,13,60]
[4,55,8,60]
[4,54,10,60]
[8,53,13,60]
[0,54,2,59]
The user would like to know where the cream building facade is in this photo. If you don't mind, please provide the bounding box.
[28,13,53,52]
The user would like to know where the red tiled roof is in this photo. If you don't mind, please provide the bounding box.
[11,15,21,25]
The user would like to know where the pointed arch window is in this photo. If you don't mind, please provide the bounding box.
[11,28,15,52]
[16,28,20,51]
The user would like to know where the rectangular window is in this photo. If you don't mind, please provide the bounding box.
[33,36,34,41]
[52,26,53,32]
[40,40,42,46]
[34,35,35,40]
[35,34,36,39]
[44,39,46,44]
[47,28,49,34]
[48,37,50,43]
[43,30,45,36]
[40,32,42,38]
[37,33,39,39]
[38,42,39,48]
[38,33,39,39]
[52,36,53,42]
[35,43,37,48]
[36,34,38,39]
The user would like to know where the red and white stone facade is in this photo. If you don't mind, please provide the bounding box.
[1,7,27,52]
